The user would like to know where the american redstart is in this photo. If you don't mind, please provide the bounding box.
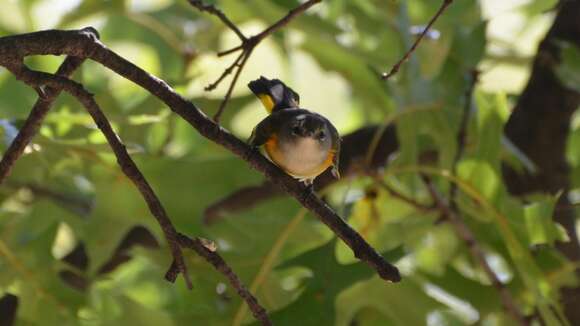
[247,76,340,186]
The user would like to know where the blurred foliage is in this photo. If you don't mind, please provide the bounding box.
[0,0,578,325]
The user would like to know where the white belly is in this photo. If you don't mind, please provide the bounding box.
[275,138,329,178]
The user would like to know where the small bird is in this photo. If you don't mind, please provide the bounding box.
[247,76,340,187]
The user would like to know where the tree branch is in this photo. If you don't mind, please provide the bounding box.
[0,63,272,324]
[0,56,84,184]
[176,233,271,325]
[382,0,453,80]
[216,0,322,57]
[419,70,528,324]
[190,0,322,121]
[422,177,528,326]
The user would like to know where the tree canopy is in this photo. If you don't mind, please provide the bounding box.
[0,0,579,325]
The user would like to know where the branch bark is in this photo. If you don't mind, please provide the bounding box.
[0,27,400,282]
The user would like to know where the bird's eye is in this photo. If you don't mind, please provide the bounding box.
[292,126,300,135]
[318,131,326,140]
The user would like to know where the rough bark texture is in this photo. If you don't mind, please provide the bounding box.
[503,1,580,323]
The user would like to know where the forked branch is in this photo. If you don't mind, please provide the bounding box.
[189,0,322,121]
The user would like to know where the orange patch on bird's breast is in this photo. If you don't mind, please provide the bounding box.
[315,150,335,175]
[264,134,283,165]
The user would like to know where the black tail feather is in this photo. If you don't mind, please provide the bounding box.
[248,76,300,112]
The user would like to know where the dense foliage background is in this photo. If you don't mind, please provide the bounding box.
[1,0,579,325]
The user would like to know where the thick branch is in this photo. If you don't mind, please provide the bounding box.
[0,27,399,281]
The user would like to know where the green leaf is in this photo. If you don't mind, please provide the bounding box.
[523,195,567,245]
[266,241,405,326]
[336,276,444,326]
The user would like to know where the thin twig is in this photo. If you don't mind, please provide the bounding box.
[374,177,435,212]
[213,49,252,119]
[422,177,528,326]
[216,0,322,57]
[188,0,246,41]
[205,51,244,91]
[190,0,322,122]
[382,0,454,80]
[0,56,84,184]
[0,27,401,283]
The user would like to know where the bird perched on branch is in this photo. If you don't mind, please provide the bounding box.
[247,76,340,188]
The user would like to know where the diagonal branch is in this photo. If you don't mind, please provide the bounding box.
[190,0,322,121]
[420,71,526,325]
[176,233,271,325]
[382,0,453,80]
[423,177,528,326]
[0,56,84,184]
[0,27,401,283]
[2,64,271,324]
